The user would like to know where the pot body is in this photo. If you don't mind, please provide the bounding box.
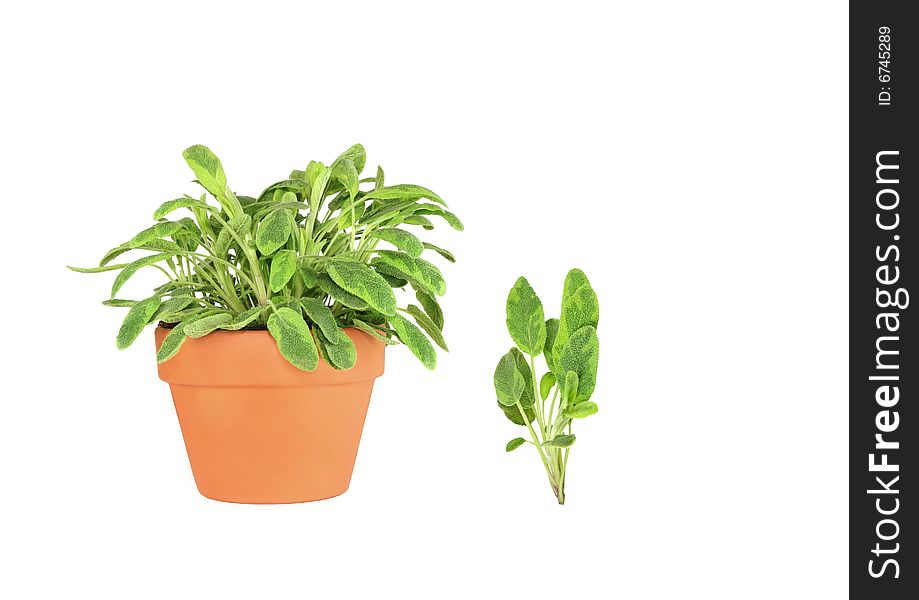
[155,327,385,504]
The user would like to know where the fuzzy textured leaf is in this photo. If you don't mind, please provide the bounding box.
[267,307,319,371]
[269,249,298,292]
[422,242,455,263]
[389,313,436,369]
[556,326,600,404]
[415,289,444,329]
[111,252,177,298]
[498,398,536,426]
[184,313,233,338]
[153,197,213,220]
[68,263,129,273]
[371,228,424,257]
[506,277,546,356]
[116,296,161,350]
[405,304,447,351]
[565,401,598,419]
[300,297,345,342]
[372,251,446,296]
[183,145,227,200]
[363,184,445,206]
[318,273,370,310]
[156,315,203,363]
[220,305,267,330]
[351,319,398,345]
[316,328,357,370]
[327,259,397,316]
[256,209,292,255]
[543,434,576,448]
[494,350,526,407]
[150,296,195,323]
[554,269,599,358]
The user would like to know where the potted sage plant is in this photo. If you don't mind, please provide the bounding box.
[71,144,461,503]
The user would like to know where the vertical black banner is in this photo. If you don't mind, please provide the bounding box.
[850,2,916,597]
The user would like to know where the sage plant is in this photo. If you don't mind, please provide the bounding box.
[495,269,600,504]
[70,144,461,371]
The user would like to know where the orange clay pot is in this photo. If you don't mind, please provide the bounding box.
[154,327,384,504]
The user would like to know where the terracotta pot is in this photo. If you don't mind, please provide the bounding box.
[154,327,385,504]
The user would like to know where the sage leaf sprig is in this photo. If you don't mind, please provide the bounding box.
[495,269,600,504]
[70,144,462,371]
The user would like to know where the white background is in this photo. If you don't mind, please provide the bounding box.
[1,1,847,598]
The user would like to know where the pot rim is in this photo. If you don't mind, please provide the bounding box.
[154,326,385,387]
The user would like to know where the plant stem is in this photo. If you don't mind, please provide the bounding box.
[515,399,554,481]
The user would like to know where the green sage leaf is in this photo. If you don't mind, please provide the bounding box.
[351,319,398,345]
[184,313,233,338]
[156,314,205,363]
[363,184,446,206]
[505,438,527,452]
[111,252,177,298]
[543,434,576,448]
[68,263,129,273]
[415,289,444,329]
[269,249,298,292]
[403,215,434,229]
[371,228,424,257]
[505,276,546,356]
[332,144,367,175]
[256,209,292,255]
[116,296,161,350]
[544,318,560,373]
[556,326,600,403]
[404,304,448,351]
[216,214,251,257]
[422,242,455,263]
[300,297,345,342]
[267,307,319,371]
[494,349,526,407]
[318,273,370,310]
[540,372,557,401]
[565,401,598,419]
[389,313,436,369]
[554,269,599,358]
[183,144,227,200]
[220,305,267,330]
[103,299,137,307]
[150,296,195,323]
[327,259,397,316]
[498,398,536,426]
[152,197,213,220]
[316,328,357,370]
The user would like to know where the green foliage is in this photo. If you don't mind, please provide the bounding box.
[327,259,397,315]
[494,350,526,407]
[543,434,576,448]
[539,372,556,401]
[72,144,461,371]
[555,326,599,403]
[505,276,546,355]
[493,269,600,505]
[505,438,526,452]
[267,307,319,371]
[389,313,436,370]
[269,250,298,292]
[116,296,161,350]
[371,228,424,257]
[184,313,233,338]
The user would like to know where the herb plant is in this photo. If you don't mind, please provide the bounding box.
[495,269,600,504]
[70,144,461,371]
